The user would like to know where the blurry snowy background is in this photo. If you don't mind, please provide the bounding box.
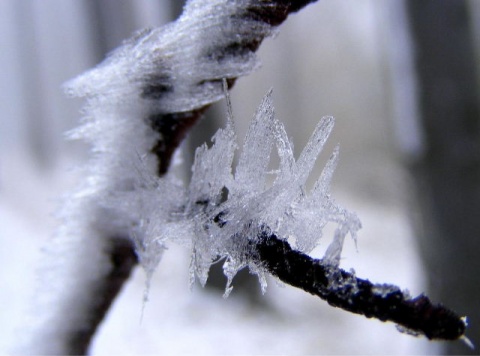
[1,0,478,354]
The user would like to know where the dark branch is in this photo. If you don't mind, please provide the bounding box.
[68,237,138,355]
[253,231,467,341]
[149,109,207,175]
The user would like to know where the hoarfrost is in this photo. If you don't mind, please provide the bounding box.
[66,80,360,298]
[108,85,362,293]
[65,0,273,113]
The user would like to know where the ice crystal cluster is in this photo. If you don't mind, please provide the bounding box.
[91,86,361,295]
[182,90,362,294]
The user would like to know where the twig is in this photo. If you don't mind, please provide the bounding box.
[254,231,467,341]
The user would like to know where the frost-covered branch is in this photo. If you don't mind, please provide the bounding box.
[25,0,321,354]
[27,0,469,354]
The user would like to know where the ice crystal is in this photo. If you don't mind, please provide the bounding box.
[111,86,362,293]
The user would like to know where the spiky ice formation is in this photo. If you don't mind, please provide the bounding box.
[117,86,361,295]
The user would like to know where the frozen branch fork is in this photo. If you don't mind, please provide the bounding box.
[25,0,468,354]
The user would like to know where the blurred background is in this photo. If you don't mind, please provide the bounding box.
[1,0,479,354]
